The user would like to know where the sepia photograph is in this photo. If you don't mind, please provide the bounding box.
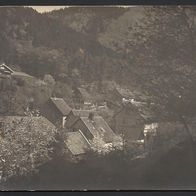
[0,5,196,190]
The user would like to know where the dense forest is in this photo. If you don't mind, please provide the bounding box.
[1,6,196,118]
[3,139,196,190]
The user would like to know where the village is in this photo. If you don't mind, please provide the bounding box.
[0,62,196,188]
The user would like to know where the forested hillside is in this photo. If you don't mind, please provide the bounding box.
[1,6,196,118]
[48,6,196,119]
[0,7,125,81]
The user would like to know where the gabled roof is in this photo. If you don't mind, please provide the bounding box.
[68,110,119,143]
[113,101,142,119]
[65,109,97,129]
[80,116,117,143]
[50,97,71,116]
[65,131,90,155]
[71,109,97,117]
[0,63,33,78]
[0,63,14,74]
[113,84,152,102]
[115,87,135,99]
[116,102,157,122]
[77,87,92,102]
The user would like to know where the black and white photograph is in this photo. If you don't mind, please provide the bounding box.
[0,5,196,190]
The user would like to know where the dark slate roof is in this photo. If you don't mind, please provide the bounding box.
[0,63,14,74]
[50,97,72,116]
[113,101,141,119]
[115,84,152,102]
[65,110,97,129]
[68,110,119,143]
[71,109,97,117]
[115,87,135,99]
[65,131,90,155]
[126,102,157,121]
[80,116,117,143]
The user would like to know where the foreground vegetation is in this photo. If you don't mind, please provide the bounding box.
[2,139,196,190]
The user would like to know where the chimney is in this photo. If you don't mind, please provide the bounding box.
[88,112,94,121]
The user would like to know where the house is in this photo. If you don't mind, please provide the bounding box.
[111,100,162,146]
[130,101,157,122]
[142,120,192,153]
[105,84,153,111]
[65,110,122,155]
[105,86,135,111]
[105,88,125,109]
[115,87,135,101]
[65,109,97,129]
[42,97,72,128]
[0,63,13,75]
[71,115,118,143]
[95,105,114,125]
[72,87,93,108]
[65,131,91,156]
[0,63,32,78]
[111,102,146,145]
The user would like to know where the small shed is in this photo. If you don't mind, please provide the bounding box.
[106,86,135,106]
[72,87,93,107]
[65,131,91,155]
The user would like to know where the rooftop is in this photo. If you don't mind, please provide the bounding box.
[127,102,157,121]
[80,116,117,143]
[50,97,72,116]
[71,109,97,117]
[65,131,90,155]
[0,63,33,78]
[116,86,135,99]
